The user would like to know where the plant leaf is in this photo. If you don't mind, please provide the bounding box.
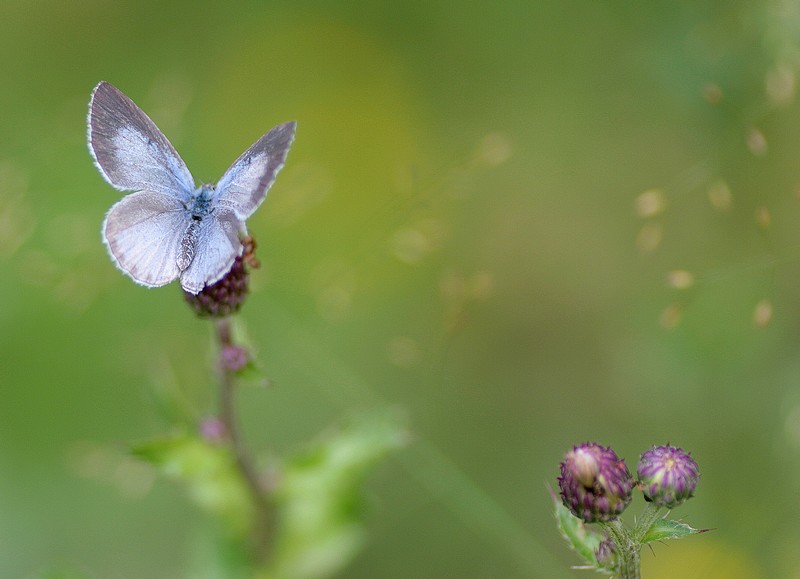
[640,517,708,544]
[550,487,602,567]
[132,433,254,536]
[264,411,407,579]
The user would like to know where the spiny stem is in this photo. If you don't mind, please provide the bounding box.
[601,519,641,579]
[215,317,273,563]
[633,502,663,543]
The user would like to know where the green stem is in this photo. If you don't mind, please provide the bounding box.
[601,519,640,579]
[216,318,273,563]
[632,502,663,543]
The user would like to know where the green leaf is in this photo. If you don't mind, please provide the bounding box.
[132,433,254,536]
[640,517,708,544]
[550,487,602,567]
[236,358,272,386]
[185,522,252,579]
[264,411,407,579]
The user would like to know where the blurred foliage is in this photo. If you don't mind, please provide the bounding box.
[266,412,407,578]
[132,434,254,537]
[4,0,800,576]
[131,413,405,578]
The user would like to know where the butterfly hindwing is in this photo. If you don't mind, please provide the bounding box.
[103,190,189,288]
[178,207,244,294]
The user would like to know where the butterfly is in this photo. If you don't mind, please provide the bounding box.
[87,81,296,294]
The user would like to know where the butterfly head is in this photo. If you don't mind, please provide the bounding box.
[190,184,216,219]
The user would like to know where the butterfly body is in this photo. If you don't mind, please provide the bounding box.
[88,81,296,294]
[174,184,215,271]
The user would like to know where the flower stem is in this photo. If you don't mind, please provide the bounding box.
[633,502,663,543]
[215,317,273,563]
[601,519,641,579]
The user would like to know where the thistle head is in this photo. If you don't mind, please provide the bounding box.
[637,443,700,508]
[184,236,259,318]
[558,442,634,523]
[594,534,617,569]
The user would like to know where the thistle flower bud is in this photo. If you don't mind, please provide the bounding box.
[184,237,259,318]
[594,535,617,568]
[558,443,634,523]
[221,344,250,373]
[637,443,699,508]
[199,417,227,443]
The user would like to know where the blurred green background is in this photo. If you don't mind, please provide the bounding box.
[3,0,800,576]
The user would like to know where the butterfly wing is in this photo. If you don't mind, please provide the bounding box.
[103,191,188,288]
[88,81,195,198]
[215,121,296,220]
[179,207,244,294]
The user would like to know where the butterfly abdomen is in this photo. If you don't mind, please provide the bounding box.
[177,220,199,272]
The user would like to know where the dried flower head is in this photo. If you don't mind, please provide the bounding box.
[184,236,260,318]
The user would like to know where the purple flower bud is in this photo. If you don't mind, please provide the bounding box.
[594,535,617,568]
[221,344,250,373]
[200,417,227,443]
[558,442,634,523]
[637,443,699,508]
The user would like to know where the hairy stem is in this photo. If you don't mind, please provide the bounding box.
[215,317,273,563]
[632,502,663,544]
[601,518,641,579]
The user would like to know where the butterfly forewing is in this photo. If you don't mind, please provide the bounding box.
[90,81,296,293]
[179,208,243,294]
[215,121,297,220]
[103,191,188,287]
[89,81,195,198]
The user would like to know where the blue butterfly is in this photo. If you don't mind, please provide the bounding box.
[88,81,295,294]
